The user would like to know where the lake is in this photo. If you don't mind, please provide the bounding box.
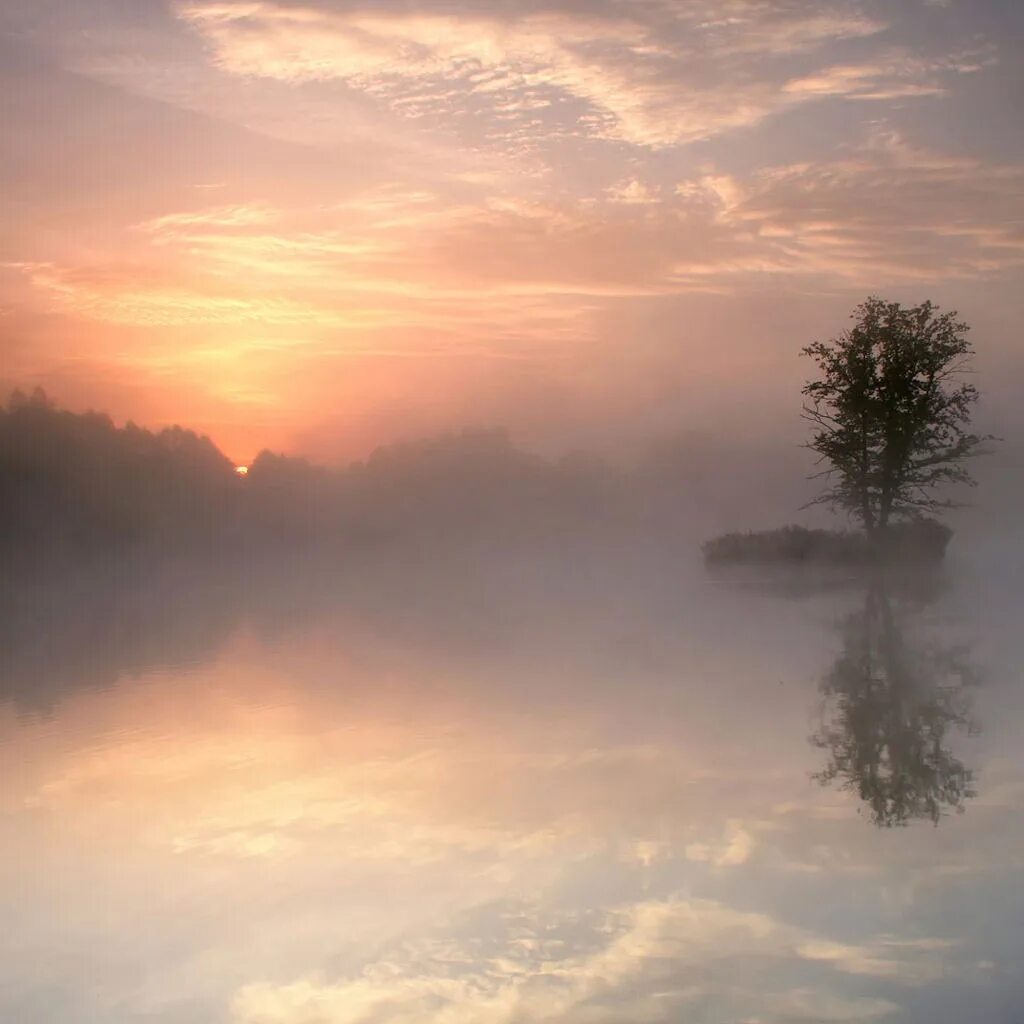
[2,535,1022,1023]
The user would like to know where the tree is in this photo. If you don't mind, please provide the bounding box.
[802,297,992,540]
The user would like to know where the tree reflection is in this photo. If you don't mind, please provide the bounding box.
[814,581,978,827]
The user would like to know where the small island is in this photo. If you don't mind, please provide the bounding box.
[703,519,952,567]
[702,298,991,569]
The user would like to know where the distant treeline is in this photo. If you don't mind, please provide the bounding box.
[2,390,965,574]
[1,389,238,552]
[0,389,644,563]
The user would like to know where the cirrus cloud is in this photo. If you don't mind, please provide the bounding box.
[175,1,980,149]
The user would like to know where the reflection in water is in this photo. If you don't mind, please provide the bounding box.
[2,549,1023,1024]
[0,557,238,712]
[814,580,978,827]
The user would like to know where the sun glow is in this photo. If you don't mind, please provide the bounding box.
[3,0,1019,465]
[234,465,249,476]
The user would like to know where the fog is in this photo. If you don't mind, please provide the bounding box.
[3,384,1021,718]
[2,385,1024,1022]
[4,0,1024,1017]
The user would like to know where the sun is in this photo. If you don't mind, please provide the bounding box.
[234,465,249,476]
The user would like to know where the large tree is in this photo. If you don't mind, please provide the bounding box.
[802,297,991,539]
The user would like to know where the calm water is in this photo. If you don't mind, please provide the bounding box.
[2,538,1022,1023]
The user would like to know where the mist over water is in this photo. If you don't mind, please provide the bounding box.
[2,474,1023,1023]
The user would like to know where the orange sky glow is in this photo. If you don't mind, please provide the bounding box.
[1,1,1022,463]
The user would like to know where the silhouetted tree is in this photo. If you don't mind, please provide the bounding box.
[814,583,977,826]
[0,389,238,556]
[802,298,992,542]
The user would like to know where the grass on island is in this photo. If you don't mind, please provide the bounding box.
[702,519,952,567]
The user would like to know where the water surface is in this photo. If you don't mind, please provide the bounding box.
[2,540,1022,1023]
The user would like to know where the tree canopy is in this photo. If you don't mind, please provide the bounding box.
[802,297,992,538]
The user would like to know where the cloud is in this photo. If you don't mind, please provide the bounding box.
[228,895,949,1024]
[405,131,1024,291]
[685,820,754,865]
[783,48,994,100]
[139,203,280,232]
[796,937,954,982]
[13,126,1024,346]
[605,178,659,205]
[175,1,977,149]
[718,130,1024,282]
[9,261,338,327]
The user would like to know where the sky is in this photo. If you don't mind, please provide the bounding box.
[1,0,1022,463]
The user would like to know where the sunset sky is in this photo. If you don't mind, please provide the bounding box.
[2,0,1022,463]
